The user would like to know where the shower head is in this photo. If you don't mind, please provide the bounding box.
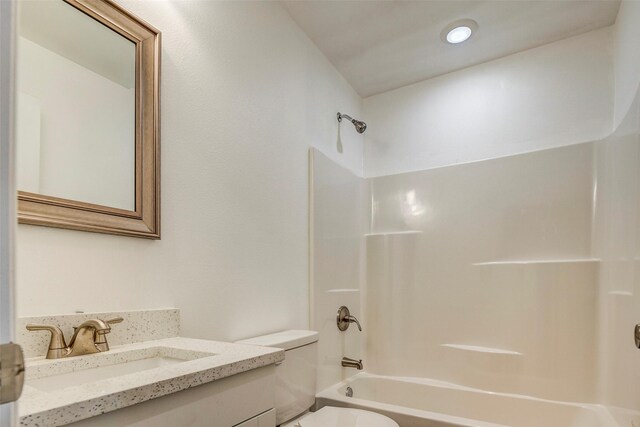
[353,120,367,134]
[337,112,367,134]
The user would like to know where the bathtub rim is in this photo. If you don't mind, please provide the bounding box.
[316,372,622,427]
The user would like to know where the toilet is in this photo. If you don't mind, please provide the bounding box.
[236,330,398,427]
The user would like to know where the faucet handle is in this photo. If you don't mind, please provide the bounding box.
[94,317,124,352]
[26,324,68,359]
[105,317,123,326]
[337,306,363,332]
[346,315,362,331]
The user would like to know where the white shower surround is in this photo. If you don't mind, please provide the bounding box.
[312,111,640,427]
[311,4,640,420]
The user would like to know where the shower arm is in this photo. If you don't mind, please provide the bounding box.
[337,113,354,123]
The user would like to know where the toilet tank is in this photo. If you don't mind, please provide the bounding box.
[236,330,318,425]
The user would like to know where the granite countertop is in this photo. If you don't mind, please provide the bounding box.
[19,337,285,426]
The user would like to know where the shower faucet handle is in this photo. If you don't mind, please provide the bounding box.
[347,314,362,331]
[337,306,362,332]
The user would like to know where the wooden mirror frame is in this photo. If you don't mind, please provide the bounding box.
[17,0,161,239]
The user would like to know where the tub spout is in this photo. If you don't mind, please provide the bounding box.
[342,357,363,370]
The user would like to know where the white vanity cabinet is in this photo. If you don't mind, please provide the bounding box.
[67,365,276,427]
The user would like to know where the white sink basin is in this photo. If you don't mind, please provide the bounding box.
[26,346,216,392]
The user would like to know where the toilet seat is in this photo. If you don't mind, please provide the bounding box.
[281,406,399,427]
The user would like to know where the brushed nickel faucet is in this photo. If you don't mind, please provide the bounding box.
[26,317,123,359]
[341,357,363,370]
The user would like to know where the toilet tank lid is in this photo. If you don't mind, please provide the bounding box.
[236,330,318,350]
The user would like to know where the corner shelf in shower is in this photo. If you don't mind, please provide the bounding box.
[441,344,523,356]
[365,230,422,237]
[472,258,600,266]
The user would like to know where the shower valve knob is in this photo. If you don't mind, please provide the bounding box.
[337,306,362,332]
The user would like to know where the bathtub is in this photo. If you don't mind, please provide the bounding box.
[315,373,629,427]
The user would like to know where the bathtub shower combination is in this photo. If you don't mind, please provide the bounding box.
[310,94,640,427]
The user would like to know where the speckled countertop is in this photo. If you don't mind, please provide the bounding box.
[19,337,284,427]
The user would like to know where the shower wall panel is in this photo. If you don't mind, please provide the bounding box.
[311,149,369,392]
[366,143,598,402]
[593,91,640,413]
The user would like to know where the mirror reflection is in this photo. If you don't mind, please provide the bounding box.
[16,0,136,211]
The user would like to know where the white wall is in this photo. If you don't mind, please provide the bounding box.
[612,0,640,129]
[363,27,613,177]
[15,1,363,344]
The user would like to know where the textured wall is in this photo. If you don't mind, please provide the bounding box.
[15,1,363,345]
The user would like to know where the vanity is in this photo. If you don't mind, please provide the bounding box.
[16,309,284,426]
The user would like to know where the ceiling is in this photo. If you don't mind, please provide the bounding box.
[282,1,621,97]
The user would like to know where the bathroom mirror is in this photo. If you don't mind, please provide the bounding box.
[16,0,161,239]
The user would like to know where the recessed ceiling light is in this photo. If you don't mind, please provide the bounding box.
[447,26,472,44]
[441,19,478,45]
